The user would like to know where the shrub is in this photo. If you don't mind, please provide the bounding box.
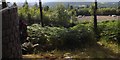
[27,24,95,50]
[98,20,119,43]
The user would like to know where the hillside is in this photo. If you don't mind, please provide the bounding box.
[16,2,118,8]
[43,2,118,8]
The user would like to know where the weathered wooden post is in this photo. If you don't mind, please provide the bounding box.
[39,0,44,27]
[2,5,22,59]
[94,0,98,35]
[2,0,7,9]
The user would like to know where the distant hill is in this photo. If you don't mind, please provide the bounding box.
[97,2,118,8]
[16,2,37,8]
[42,2,93,8]
[43,2,118,8]
[16,2,118,8]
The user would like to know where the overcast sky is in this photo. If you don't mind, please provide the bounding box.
[5,0,120,3]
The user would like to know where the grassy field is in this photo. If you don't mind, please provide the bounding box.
[22,42,120,59]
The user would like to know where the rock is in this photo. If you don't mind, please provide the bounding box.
[64,53,71,57]
[112,15,117,17]
[64,56,72,60]
[64,53,73,60]
[78,15,82,18]
[32,44,39,48]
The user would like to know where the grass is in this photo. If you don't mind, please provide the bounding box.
[22,41,120,59]
[97,39,120,54]
[23,20,120,59]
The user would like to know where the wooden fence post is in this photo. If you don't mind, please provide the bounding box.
[39,0,44,27]
[94,0,98,35]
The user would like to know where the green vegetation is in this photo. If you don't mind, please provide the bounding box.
[23,20,120,59]
[26,20,120,52]
[98,21,119,42]
[27,23,95,50]
[18,1,120,58]
[18,2,119,26]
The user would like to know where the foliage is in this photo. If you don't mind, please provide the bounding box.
[18,1,119,52]
[97,8,117,15]
[89,3,95,15]
[47,4,71,27]
[18,3,72,27]
[76,8,117,16]
[27,24,95,50]
[77,8,91,16]
[18,1,118,27]
[43,6,49,11]
[97,20,120,43]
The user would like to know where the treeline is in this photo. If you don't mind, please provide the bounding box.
[18,2,76,27]
[18,1,119,26]
[76,8,119,16]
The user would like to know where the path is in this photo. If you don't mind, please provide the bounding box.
[22,42,120,60]
[77,16,119,22]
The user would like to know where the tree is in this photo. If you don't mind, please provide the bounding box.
[23,0,28,7]
[23,0,29,14]
[86,5,89,8]
[32,3,38,16]
[33,3,38,9]
[13,2,17,6]
[44,6,49,11]
[89,3,95,15]
[19,0,30,22]
[70,5,73,10]
[49,4,71,27]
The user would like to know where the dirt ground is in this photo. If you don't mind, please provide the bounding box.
[77,16,119,22]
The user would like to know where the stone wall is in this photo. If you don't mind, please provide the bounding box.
[2,7,22,58]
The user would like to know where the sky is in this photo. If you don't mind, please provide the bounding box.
[5,0,120,3]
